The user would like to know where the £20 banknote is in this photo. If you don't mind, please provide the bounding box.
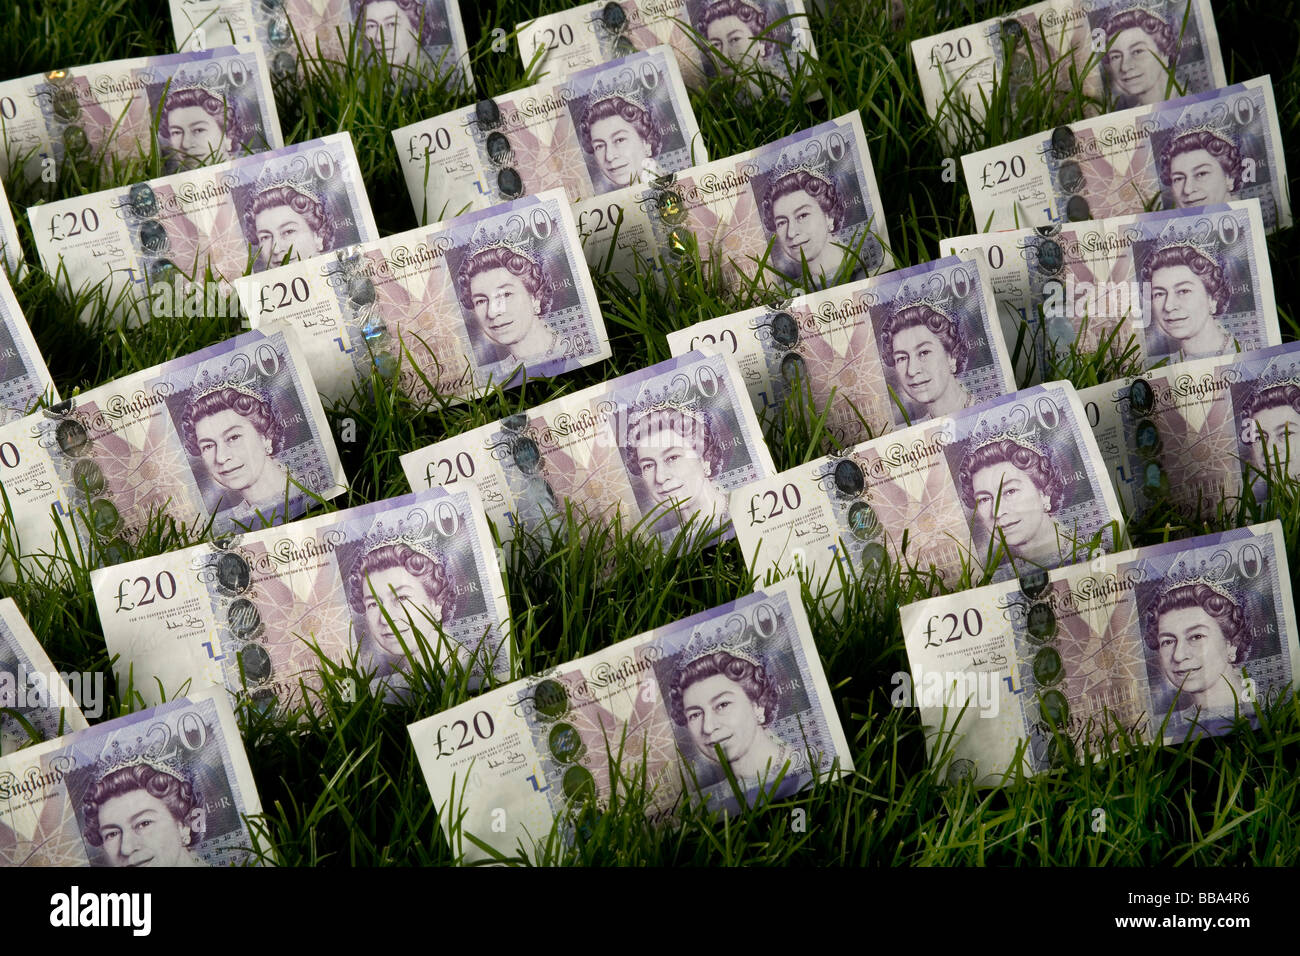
[963,77,1291,234]
[409,576,851,862]
[0,330,346,580]
[0,688,265,866]
[93,486,510,712]
[238,190,609,408]
[732,381,1124,594]
[400,350,775,550]
[395,47,703,222]
[0,46,282,183]
[1079,341,1300,523]
[900,522,1297,783]
[914,0,1225,140]
[667,254,1015,450]
[940,200,1279,383]
[29,133,378,325]
[517,0,817,92]
[574,111,891,293]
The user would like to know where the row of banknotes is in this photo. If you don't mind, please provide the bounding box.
[4,347,1297,861]
[166,0,821,96]
[0,0,821,196]
[0,196,1294,577]
[14,66,1289,352]
[168,0,474,88]
[23,97,892,330]
[0,326,1283,713]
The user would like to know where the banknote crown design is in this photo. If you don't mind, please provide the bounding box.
[361,515,444,565]
[768,152,836,189]
[585,78,648,113]
[1255,361,1300,389]
[166,69,232,97]
[468,223,540,266]
[1165,118,1236,154]
[252,160,324,207]
[893,287,959,323]
[191,364,272,406]
[967,415,1046,457]
[1160,560,1241,607]
[92,735,189,786]
[1152,232,1220,263]
[680,623,762,668]
[624,387,712,442]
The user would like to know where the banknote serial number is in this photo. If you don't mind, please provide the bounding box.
[431,710,496,758]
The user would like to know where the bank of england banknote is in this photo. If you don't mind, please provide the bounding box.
[170,0,256,47]
[29,133,377,326]
[0,179,20,273]
[0,599,90,755]
[171,0,473,92]
[237,190,609,409]
[0,330,345,581]
[93,486,510,712]
[409,576,851,862]
[574,111,891,293]
[517,0,817,93]
[963,77,1291,234]
[400,350,775,549]
[667,254,1014,450]
[941,200,1278,383]
[915,0,1224,139]
[0,274,58,425]
[0,46,282,184]
[900,522,1297,784]
[395,47,704,222]
[0,688,266,866]
[1079,342,1300,524]
[732,381,1124,595]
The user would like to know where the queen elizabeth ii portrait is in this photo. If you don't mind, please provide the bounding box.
[694,0,773,77]
[241,180,335,271]
[1143,576,1253,723]
[80,760,207,868]
[158,85,246,171]
[758,161,854,287]
[1139,241,1238,362]
[622,401,730,532]
[1159,126,1241,210]
[1241,371,1300,484]
[879,300,975,421]
[345,537,460,681]
[576,88,663,191]
[957,430,1069,572]
[1100,7,1179,108]
[667,644,792,788]
[454,239,560,369]
[179,381,291,519]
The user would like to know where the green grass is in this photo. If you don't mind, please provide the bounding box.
[3,0,1300,865]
